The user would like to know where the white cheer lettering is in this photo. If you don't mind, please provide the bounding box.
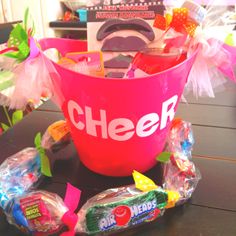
[68,100,85,130]
[160,95,178,130]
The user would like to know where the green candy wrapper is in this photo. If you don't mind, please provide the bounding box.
[76,185,168,235]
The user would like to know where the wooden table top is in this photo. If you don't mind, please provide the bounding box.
[0,98,236,236]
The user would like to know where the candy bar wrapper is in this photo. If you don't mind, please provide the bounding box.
[5,190,68,235]
[0,148,41,210]
[76,185,168,235]
[41,120,71,153]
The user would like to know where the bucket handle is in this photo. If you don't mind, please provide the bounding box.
[39,38,87,56]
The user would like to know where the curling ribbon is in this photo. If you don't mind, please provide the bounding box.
[132,171,180,208]
[132,170,158,192]
[61,183,81,236]
[154,8,198,37]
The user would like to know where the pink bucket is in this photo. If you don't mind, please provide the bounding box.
[39,38,197,176]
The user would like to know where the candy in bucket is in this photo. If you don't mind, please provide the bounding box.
[126,1,207,78]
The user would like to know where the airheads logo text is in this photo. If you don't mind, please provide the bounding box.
[67,95,178,141]
[98,200,160,231]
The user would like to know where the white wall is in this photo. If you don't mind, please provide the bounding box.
[1,0,62,38]
[40,0,63,38]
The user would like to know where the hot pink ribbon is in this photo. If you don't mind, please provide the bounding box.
[60,183,81,236]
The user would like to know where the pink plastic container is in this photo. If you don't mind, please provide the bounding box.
[39,38,197,176]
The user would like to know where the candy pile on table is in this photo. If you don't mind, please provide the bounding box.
[0,118,201,235]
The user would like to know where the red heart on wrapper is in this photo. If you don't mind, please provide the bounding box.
[113,206,132,226]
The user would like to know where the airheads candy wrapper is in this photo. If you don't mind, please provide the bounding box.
[76,185,168,235]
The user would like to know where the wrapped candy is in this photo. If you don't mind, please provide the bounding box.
[75,171,180,235]
[166,118,194,159]
[0,120,71,211]
[162,154,201,205]
[2,167,199,236]
[162,118,201,204]
[0,148,41,210]
[76,186,167,235]
[4,184,81,235]
[41,120,71,153]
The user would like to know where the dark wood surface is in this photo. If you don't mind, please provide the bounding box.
[0,99,236,236]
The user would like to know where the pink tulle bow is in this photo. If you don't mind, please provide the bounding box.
[187,37,236,97]
[9,51,55,109]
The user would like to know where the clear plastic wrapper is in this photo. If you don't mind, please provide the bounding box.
[166,118,194,160]
[3,183,81,236]
[75,170,184,235]
[163,118,201,204]
[0,148,41,210]
[41,120,71,153]
[0,120,71,211]
[76,185,168,235]
[162,154,201,204]
[5,191,68,235]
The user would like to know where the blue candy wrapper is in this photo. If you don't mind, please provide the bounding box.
[0,148,41,210]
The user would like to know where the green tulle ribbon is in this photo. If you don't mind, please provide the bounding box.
[3,8,35,63]
[34,133,52,177]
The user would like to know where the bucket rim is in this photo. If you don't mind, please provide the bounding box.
[40,38,198,81]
